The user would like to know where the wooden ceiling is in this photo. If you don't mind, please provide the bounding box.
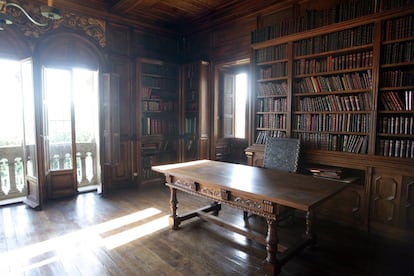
[52,0,293,33]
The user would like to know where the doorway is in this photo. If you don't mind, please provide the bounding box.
[42,67,100,198]
[0,58,38,205]
[213,59,250,163]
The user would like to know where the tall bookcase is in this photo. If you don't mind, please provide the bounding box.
[137,58,179,184]
[254,43,290,143]
[377,14,414,158]
[247,1,414,240]
[292,24,374,154]
[180,60,210,161]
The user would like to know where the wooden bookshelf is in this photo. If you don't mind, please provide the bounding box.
[377,14,414,158]
[247,0,414,241]
[180,60,210,161]
[292,23,374,154]
[137,58,179,185]
[254,43,290,144]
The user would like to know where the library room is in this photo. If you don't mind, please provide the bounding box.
[0,0,413,275]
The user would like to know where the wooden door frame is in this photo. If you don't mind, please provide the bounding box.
[211,59,250,159]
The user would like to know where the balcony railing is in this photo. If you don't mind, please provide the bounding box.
[0,143,100,203]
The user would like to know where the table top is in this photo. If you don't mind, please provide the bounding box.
[152,160,347,211]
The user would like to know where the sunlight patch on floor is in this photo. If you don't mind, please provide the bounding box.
[0,207,170,274]
[103,215,170,249]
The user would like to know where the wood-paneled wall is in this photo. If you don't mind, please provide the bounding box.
[0,0,181,201]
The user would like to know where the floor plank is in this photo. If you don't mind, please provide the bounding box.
[0,185,413,275]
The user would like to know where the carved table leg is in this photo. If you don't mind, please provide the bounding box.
[304,211,316,247]
[263,218,280,276]
[212,201,220,216]
[169,187,180,230]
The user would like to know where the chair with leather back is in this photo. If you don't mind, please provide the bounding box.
[263,137,300,172]
[244,137,301,222]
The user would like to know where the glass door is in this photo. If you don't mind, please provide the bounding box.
[0,58,39,206]
[43,67,100,198]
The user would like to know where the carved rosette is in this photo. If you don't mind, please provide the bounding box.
[7,1,106,47]
[199,187,221,198]
[234,196,262,210]
[233,197,275,216]
[174,178,198,191]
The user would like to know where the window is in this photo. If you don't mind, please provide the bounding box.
[223,71,248,139]
[235,73,247,138]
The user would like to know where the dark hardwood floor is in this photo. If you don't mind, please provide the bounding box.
[0,185,412,276]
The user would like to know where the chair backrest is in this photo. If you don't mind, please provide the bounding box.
[263,137,300,172]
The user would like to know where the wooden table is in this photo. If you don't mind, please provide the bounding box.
[152,160,346,275]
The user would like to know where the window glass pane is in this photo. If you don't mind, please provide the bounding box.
[235,73,247,138]
[73,69,98,143]
[44,68,73,170]
[0,59,25,195]
[0,60,23,146]
[73,68,99,186]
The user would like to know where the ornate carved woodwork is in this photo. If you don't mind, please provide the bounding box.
[6,0,106,47]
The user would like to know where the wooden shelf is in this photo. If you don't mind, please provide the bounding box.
[137,58,179,184]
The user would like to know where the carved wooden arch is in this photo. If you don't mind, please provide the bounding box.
[33,30,106,71]
[0,25,32,60]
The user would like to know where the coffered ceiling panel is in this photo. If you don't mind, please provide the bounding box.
[51,0,292,32]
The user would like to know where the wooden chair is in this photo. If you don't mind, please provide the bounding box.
[244,137,301,222]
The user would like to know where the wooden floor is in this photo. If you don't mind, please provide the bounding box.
[0,185,413,276]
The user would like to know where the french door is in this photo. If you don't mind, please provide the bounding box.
[0,58,39,206]
[42,67,100,198]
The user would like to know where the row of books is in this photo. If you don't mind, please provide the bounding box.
[251,0,378,43]
[294,71,372,93]
[383,0,414,13]
[307,165,360,183]
[142,117,177,136]
[142,140,175,153]
[294,51,373,75]
[255,44,287,63]
[142,76,178,89]
[308,166,344,179]
[257,114,287,129]
[378,116,414,135]
[184,63,200,90]
[185,63,199,79]
[295,93,371,112]
[380,71,414,87]
[255,130,286,144]
[142,100,176,112]
[294,25,373,56]
[257,82,288,96]
[379,90,413,111]
[184,116,197,134]
[258,63,287,79]
[257,98,287,112]
[378,139,414,159]
[294,113,370,133]
[141,167,163,180]
[383,14,414,41]
[142,87,152,98]
[185,100,198,112]
[381,41,414,64]
[142,63,177,78]
[297,133,368,154]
